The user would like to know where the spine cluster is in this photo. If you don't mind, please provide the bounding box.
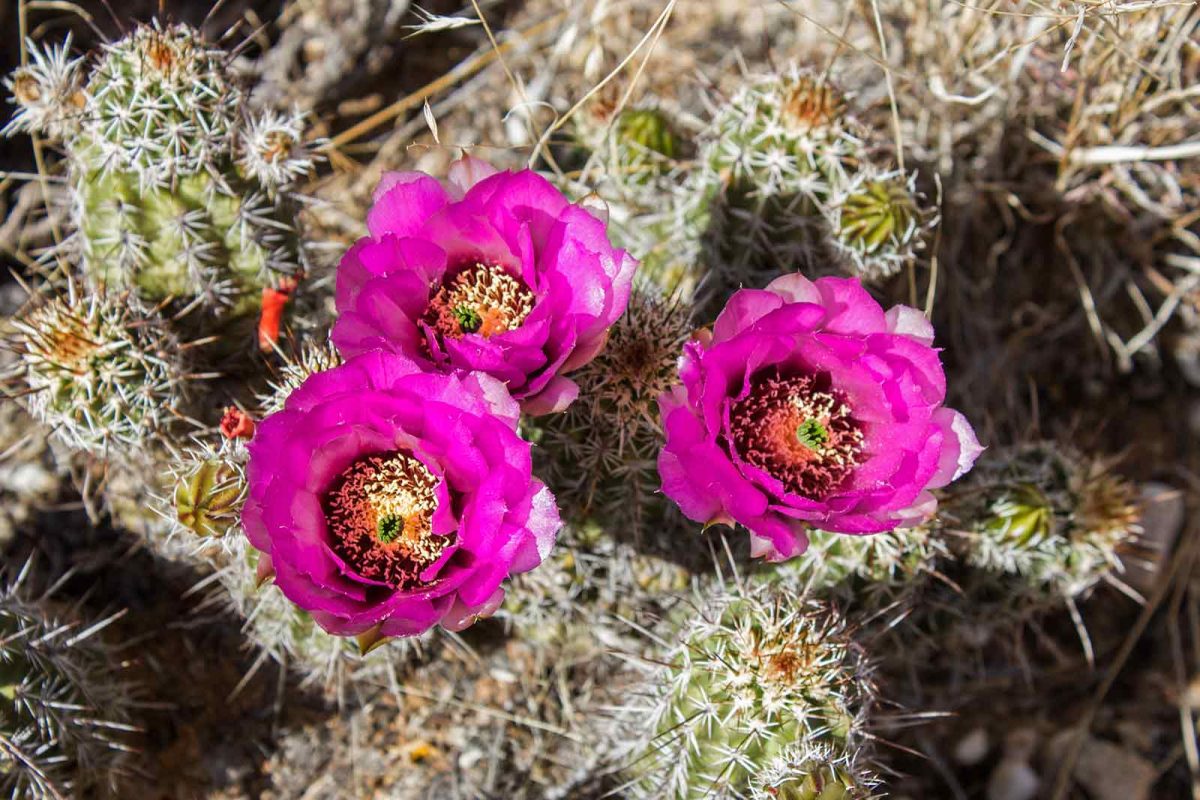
[0,563,137,799]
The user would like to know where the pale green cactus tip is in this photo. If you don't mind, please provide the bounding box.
[959,442,1142,599]
[750,743,882,800]
[6,23,315,318]
[1,561,138,799]
[775,525,946,596]
[536,286,693,527]
[256,338,343,416]
[708,66,854,195]
[12,291,188,455]
[628,585,876,800]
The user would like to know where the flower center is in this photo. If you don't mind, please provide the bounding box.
[729,370,864,499]
[424,262,535,339]
[322,452,451,589]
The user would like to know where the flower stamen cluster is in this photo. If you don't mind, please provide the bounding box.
[324,452,448,588]
[730,370,863,499]
[423,262,535,339]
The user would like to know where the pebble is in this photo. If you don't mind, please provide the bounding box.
[1045,730,1157,800]
[987,729,1040,800]
[986,760,1040,800]
[1073,736,1156,800]
[954,726,990,766]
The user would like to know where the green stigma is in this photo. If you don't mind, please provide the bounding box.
[453,305,482,333]
[797,418,829,450]
[376,514,404,544]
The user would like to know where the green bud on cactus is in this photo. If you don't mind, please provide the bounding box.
[174,457,246,538]
[617,107,680,162]
[980,484,1053,552]
[13,292,187,454]
[957,442,1141,598]
[831,170,927,281]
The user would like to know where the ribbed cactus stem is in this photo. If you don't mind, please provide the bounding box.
[536,286,694,529]
[955,442,1141,599]
[628,585,876,799]
[5,23,313,320]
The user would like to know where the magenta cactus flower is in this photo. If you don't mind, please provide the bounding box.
[241,350,561,637]
[658,274,982,561]
[331,156,638,415]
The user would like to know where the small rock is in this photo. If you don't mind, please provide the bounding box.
[1073,736,1156,800]
[987,729,1041,800]
[954,726,990,766]
[986,760,1039,800]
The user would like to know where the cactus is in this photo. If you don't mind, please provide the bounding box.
[625,584,875,800]
[256,338,343,416]
[11,291,187,455]
[167,439,429,699]
[0,562,138,799]
[616,107,681,165]
[573,87,683,176]
[828,169,926,281]
[501,521,690,644]
[536,286,693,530]
[214,535,436,701]
[2,35,85,140]
[953,442,1141,600]
[654,65,932,299]
[171,444,246,540]
[768,526,946,609]
[6,24,312,319]
[750,743,881,800]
